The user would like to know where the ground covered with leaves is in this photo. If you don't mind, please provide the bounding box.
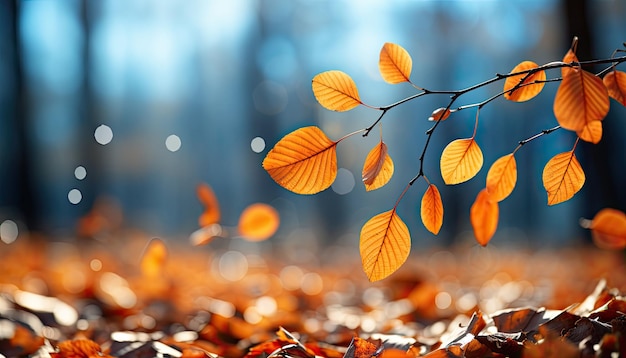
[0,233,625,357]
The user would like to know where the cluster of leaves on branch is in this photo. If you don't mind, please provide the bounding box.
[263,38,626,281]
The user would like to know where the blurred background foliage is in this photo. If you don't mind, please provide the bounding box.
[0,0,625,249]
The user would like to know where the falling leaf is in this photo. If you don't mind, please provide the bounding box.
[362,141,394,191]
[140,238,168,278]
[197,183,221,227]
[553,69,610,132]
[603,70,626,106]
[580,208,626,250]
[379,42,412,84]
[542,151,585,206]
[263,126,338,194]
[360,210,411,282]
[486,154,517,202]
[312,70,362,111]
[576,120,603,144]
[440,138,483,185]
[428,107,451,121]
[503,61,546,102]
[421,184,444,235]
[238,203,280,241]
[470,189,498,246]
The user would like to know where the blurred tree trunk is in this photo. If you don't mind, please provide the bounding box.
[4,0,38,229]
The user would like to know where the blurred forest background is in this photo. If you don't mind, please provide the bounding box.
[0,0,625,249]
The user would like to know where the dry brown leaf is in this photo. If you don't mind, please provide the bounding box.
[362,141,394,191]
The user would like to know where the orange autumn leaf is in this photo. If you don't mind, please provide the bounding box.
[421,184,444,235]
[603,70,626,106]
[312,70,362,111]
[348,337,378,358]
[503,61,546,102]
[440,138,483,185]
[542,151,585,206]
[470,189,499,246]
[197,183,221,227]
[581,208,626,250]
[362,141,394,191]
[428,107,451,121]
[486,153,517,202]
[140,238,167,278]
[561,47,579,78]
[379,349,415,358]
[11,324,44,355]
[553,69,610,132]
[577,120,603,144]
[263,126,338,194]
[421,346,464,358]
[360,209,411,282]
[379,42,412,84]
[52,339,113,358]
[238,203,280,242]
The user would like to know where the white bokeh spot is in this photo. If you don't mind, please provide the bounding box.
[250,136,265,153]
[94,124,113,145]
[68,188,82,204]
[332,168,355,195]
[165,134,182,152]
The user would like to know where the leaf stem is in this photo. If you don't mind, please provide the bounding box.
[338,128,367,143]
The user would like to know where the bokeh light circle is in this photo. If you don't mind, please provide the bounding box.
[94,125,113,145]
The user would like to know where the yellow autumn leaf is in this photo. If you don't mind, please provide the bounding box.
[503,61,546,102]
[553,69,610,132]
[379,42,412,84]
[470,189,499,246]
[581,208,626,250]
[576,120,602,144]
[542,151,585,206]
[360,209,411,282]
[603,70,626,106]
[140,238,167,278]
[440,138,483,185]
[263,126,338,194]
[238,203,280,242]
[362,141,394,191]
[485,154,517,202]
[421,184,444,235]
[312,70,362,111]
